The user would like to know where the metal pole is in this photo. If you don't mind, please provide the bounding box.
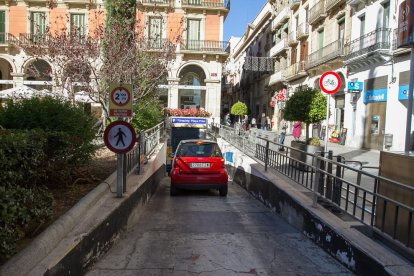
[122,153,126,193]
[116,153,123,198]
[405,46,414,152]
[265,140,269,171]
[324,95,330,153]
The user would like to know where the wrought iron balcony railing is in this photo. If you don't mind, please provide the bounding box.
[306,39,343,69]
[19,33,50,45]
[288,31,298,46]
[343,28,391,61]
[284,61,307,80]
[180,40,229,53]
[391,28,411,55]
[325,0,345,12]
[0,33,15,44]
[141,38,172,50]
[296,22,309,40]
[139,0,174,7]
[181,0,230,9]
[270,37,288,57]
[308,0,326,25]
[289,0,301,10]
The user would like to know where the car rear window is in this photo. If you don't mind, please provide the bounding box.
[176,142,222,157]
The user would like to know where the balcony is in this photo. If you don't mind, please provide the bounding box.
[288,31,298,46]
[289,0,300,10]
[180,40,229,53]
[305,39,343,70]
[138,0,174,8]
[283,61,307,81]
[343,28,391,66]
[308,0,326,25]
[392,28,411,56]
[63,0,92,4]
[181,0,230,11]
[141,38,173,50]
[346,0,367,9]
[325,0,345,12]
[272,7,290,31]
[0,33,17,45]
[296,22,309,40]
[18,33,50,46]
[268,67,286,86]
[270,37,289,57]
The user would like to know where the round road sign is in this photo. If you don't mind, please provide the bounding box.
[111,86,131,106]
[319,71,341,95]
[104,121,137,154]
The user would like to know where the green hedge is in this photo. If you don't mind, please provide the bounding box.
[0,185,53,262]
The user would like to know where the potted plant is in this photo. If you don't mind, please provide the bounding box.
[283,87,327,170]
[230,101,248,123]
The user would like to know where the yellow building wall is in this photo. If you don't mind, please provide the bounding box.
[9,6,27,37]
[205,14,220,41]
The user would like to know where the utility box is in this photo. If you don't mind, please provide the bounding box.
[376,151,414,249]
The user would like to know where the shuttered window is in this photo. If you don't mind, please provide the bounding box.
[30,12,46,35]
[70,14,86,36]
[0,11,5,44]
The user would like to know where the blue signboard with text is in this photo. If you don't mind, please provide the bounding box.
[347,81,363,91]
[398,84,414,100]
[363,88,388,104]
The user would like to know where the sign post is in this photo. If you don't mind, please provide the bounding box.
[320,71,341,153]
[398,0,414,151]
[103,121,137,197]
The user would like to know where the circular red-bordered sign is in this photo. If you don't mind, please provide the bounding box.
[319,71,341,95]
[104,121,137,154]
[111,86,131,107]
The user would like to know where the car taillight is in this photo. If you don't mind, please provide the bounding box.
[220,158,225,168]
[173,158,183,173]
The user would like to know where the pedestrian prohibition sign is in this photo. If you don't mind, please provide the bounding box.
[104,121,137,154]
[319,71,341,95]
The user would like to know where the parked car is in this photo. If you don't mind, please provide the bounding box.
[170,139,228,196]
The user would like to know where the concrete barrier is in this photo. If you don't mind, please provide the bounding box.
[217,138,414,275]
[1,143,166,276]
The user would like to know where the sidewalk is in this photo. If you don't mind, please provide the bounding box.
[251,128,380,168]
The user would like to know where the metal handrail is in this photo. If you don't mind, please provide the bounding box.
[219,125,414,253]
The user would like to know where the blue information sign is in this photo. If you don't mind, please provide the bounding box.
[347,81,363,91]
[363,88,387,104]
[398,84,414,100]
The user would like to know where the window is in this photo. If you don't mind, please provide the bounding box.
[359,15,365,49]
[187,19,201,50]
[0,11,4,44]
[318,29,324,49]
[148,17,163,48]
[70,14,86,37]
[30,12,46,38]
[338,17,345,48]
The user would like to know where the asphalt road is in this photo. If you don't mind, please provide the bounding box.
[87,177,352,276]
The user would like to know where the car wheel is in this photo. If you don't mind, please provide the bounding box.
[219,185,228,197]
[170,185,179,196]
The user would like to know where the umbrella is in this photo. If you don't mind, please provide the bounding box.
[74,91,98,103]
[0,85,58,99]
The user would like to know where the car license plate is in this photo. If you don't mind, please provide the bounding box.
[190,162,210,168]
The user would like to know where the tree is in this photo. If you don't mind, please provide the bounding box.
[230,101,248,123]
[283,87,327,141]
[11,4,181,124]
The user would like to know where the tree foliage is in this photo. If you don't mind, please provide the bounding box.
[283,87,327,140]
[230,101,248,116]
[131,98,164,131]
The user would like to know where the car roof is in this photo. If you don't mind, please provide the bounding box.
[179,139,217,144]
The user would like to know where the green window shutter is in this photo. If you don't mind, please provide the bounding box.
[71,14,86,36]
[0,11,5,43]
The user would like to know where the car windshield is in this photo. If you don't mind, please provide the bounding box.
[176,142,222,157]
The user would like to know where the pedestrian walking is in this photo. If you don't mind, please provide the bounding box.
[251,117,257,128]
[279,121,287,151]
[292,121,302,140]
[266,116,271,130]
[260,113,266,130]
[225,113,231,126]
[242,115,248,130]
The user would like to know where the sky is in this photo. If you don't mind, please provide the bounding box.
[224,0,268,42]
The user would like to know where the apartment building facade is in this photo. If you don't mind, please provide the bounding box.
[0,0,230,120]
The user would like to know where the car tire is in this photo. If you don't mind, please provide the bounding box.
[219,185,228,197]
[170,185,179,196]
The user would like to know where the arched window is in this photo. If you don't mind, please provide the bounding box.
[178,65,206,109]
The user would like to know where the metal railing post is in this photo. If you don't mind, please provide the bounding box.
[312,154,321,207]
[326,150,333,200]
[265,140,270,171]
[333,155,344,205]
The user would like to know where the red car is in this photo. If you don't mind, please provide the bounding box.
[170,140,228,196]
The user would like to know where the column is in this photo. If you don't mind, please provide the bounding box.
[167,78,179,109]
[11,73,24,87]
[205,79,221,120]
